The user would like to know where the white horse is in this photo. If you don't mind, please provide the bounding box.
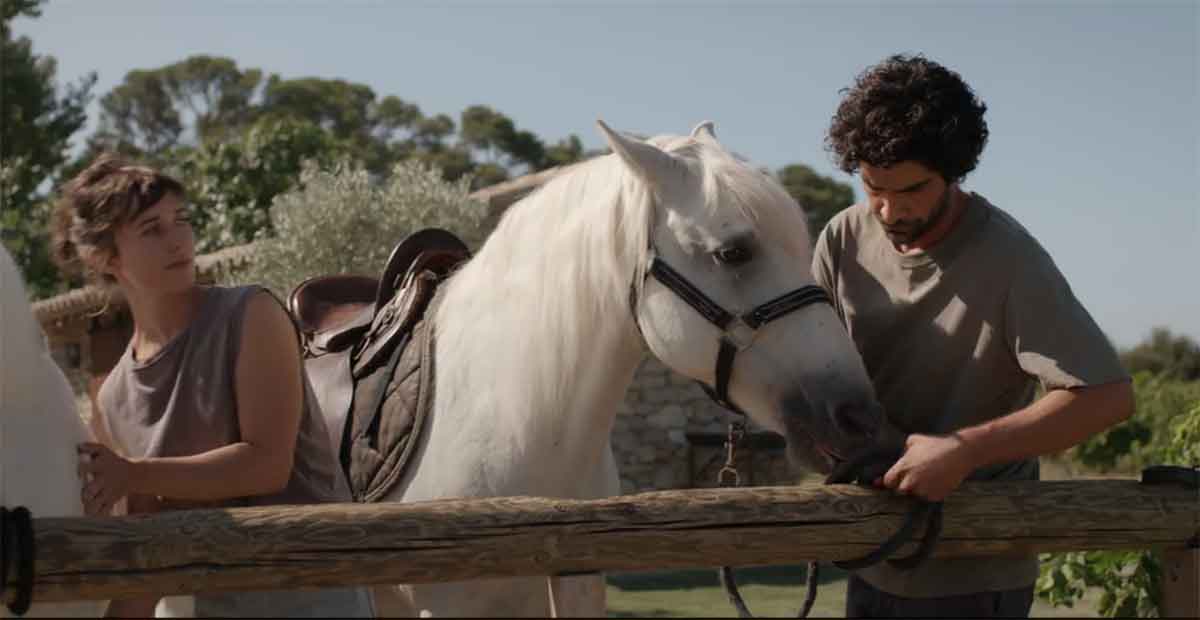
[368,121,884,617]
[0,246,107,618]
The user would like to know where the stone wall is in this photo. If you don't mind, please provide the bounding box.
[613,357,796,494]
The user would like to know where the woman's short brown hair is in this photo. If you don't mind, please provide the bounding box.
[50,153,185,284]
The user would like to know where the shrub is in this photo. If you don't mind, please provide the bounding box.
[228,158,488,296]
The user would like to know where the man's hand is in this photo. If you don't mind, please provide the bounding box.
[879,433,976,502]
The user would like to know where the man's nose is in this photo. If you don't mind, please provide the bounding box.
[875,198,901,224]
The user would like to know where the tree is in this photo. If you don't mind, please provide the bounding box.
[1120,327,1200,381]
[68,54,589,262]
[1,0,95,296]
[159,55,263,144]
[458,104,549,174]
[544,134,586,169]
[95,69,183,156]
[775,163,856,238]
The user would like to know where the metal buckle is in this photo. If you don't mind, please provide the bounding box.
[723,317,757,351]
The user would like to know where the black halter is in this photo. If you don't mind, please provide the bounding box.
[629,249,833,416]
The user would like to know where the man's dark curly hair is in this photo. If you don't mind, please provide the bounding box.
[825,54,989,184]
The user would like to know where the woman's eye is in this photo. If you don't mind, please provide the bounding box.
[713,245,753,266]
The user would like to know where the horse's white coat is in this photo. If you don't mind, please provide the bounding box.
[375,121,881,617]
[0,246,107,618]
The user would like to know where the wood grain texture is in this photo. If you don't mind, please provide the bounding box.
[18,480,1199,602]
[1159,548,1199,618]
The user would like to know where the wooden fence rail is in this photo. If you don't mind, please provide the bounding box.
[19,479,1199,605]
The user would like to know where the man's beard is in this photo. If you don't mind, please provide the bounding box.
[881,186,952,245]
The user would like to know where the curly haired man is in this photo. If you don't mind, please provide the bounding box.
[813,54,1134,618]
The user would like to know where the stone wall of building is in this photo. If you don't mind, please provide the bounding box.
[613,357,796,494]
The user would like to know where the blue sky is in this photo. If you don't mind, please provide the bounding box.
[14,0,1198,348]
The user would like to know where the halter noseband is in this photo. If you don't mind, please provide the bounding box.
[629,248,833,416]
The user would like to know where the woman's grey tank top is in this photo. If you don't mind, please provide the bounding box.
[97,285,351,508]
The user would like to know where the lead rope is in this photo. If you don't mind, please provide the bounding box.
[715,421,819,619]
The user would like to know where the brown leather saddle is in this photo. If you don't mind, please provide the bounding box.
[289,228,470,502]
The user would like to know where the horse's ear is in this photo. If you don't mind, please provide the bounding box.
[596,119,678,187]
[690,121,718,143]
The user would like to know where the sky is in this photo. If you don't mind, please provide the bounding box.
[13,0,1198,348]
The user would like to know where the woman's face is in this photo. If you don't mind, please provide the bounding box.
[105,193,196,294]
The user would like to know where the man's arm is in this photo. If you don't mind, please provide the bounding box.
[883,381,1134,501]
[960,381,1133,469]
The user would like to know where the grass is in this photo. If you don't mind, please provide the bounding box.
[605,564,1102,618]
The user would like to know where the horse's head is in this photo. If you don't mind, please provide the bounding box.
[599,120,884,473]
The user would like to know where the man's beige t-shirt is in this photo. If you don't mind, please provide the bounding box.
[812,192,1129,597]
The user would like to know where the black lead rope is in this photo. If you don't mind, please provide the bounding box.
[714,422,819,619]
[716,436,943,618]
[1,506,35,616]
[824,445,944,572]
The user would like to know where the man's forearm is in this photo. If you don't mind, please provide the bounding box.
[956,380,1134,470]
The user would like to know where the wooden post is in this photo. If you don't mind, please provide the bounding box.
[14,479,1197,603]
[1160,547,1199,618]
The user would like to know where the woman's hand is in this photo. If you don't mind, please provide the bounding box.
[77,442,139,516]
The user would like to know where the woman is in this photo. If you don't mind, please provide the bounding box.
[57,153,374,618]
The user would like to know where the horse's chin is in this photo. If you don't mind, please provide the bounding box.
[783,432,837,477]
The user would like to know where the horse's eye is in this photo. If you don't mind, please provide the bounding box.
[714,245,753,266]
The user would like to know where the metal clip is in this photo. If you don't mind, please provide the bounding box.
[717,421,746,488]
[723,317,757,351]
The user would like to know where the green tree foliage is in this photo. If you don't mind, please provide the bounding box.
[33,47,847,297]
[544,134,586,169]
[1120,327,1200,382]
[775,163,855,237]
[95,68,183,156]
[173,117,349,252]
[88,55,580,186]
[1,0,95,297]
[1070,372,1200,473]
[232,159,488,296]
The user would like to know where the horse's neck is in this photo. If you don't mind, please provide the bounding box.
[433,186,645,489]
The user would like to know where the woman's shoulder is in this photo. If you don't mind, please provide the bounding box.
[202,284,289,322]
[208,285,297,343]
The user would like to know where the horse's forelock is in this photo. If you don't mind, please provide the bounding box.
[654,135,815,256]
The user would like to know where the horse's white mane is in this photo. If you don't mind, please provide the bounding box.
[434,130,813,434]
